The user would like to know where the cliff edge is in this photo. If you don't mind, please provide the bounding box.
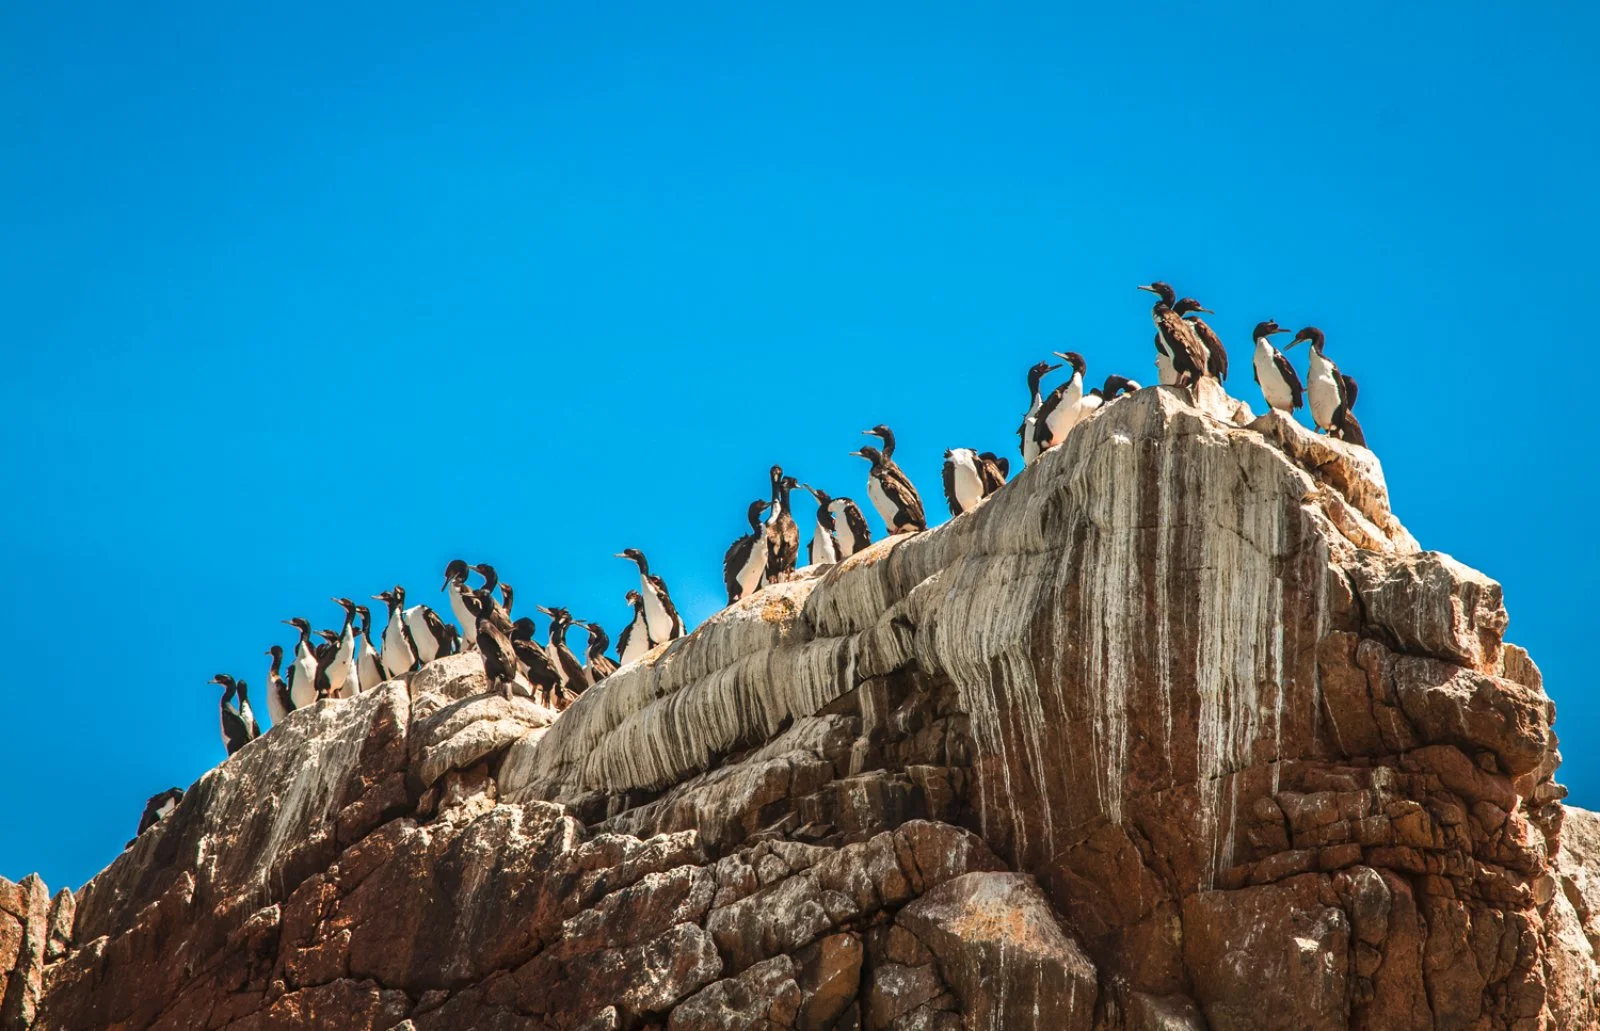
[2,385,1592,1030]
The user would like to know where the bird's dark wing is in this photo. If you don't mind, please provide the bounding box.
[587,654,618,683]
[1033,384,1069,449]
[1333,405,1367,448]
[478,620,519,685]
[942,459,960,516]
[1157,311,1205,380]
[1191,319,1228,380]
[723,533,755,602]
[765,515,798,579]
[843,504,872,553]
[881,461,927,530]
[1341,373,1359,411]
[978,453,1008,494]
[1271,349,1305,409]
[220,705,252,755]
[420,607,451,655]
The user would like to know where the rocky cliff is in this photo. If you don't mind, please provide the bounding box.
[3,385,1594,1031]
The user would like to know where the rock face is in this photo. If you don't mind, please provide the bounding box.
[2,385,1593,1030]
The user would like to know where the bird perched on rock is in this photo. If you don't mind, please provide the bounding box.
[617,590,650,666]
[575,620,618,684]
[441,559,479,650]
[826,495,873,558]
[942,448,986,517]
[135,787,183,837]
[1138,282,1208,387]
[616,548,684,647]
[470,564,515,637]
[1018,358,1064,465]
[764,466,801,581]
[210,674,259,755]
[510,617,565,706]
[327,598,361,700]
[1288,327,1351,434]
[264,645,293,727]
[1250,320,1303,414]
[1175,298,1228,381]
[976,453,1009,497]
[1034,351,1098,454]
[801,485,840,566]
[477,618,527,700]
[855,425,926,534]
[281,617,320,709]
[312,630,341,699]
[402,595,455,666]
[723,499,771,604]
[538,605,589,696]
[373,586,420,677]
[354,605,384,692]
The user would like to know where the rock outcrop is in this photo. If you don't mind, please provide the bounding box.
[2,385,1592,1030]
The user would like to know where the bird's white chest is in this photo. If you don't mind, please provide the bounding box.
[266,677,289,725]
[830,503,860,556]
[1155,350,1178,386]
[402,606,439,664]
[737,536,768,596]
[1254,340,1293,410]
[810,519,839,565]
[866,474,896,525]
[1307,352,1340,429]
[950,453,983,512]
[290,645,319,707]
[619,611,650,664]
[640,576,674,641]
[447,584,478,643]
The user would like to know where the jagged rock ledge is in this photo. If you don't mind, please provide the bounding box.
[2,385,1593,1030]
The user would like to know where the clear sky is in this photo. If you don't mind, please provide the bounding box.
[3,2,1595,890]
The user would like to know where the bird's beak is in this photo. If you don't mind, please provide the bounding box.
[613,553,627,560]
[1286,338,1306,349]
[1198,306,1215,314]
[859,429,873,437]
[537,605,554,616]
[1045,363,1062,373]
[1051,351,1072,361]
[370,594,385,601]
[848,450,865,458]
[281,619,295,627]
[1136,284,1157,293]
[440,578,450,591]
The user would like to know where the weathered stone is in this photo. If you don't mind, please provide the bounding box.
[895,872,1098,1030]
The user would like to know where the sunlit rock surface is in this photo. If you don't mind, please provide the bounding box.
[0,385,1591,1030]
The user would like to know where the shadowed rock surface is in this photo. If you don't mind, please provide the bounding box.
[2,385,1593,1030]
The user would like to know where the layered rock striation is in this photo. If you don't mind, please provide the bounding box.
[3,385,1592,1030]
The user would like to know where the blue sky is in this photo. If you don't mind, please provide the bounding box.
[3,2,1594,889]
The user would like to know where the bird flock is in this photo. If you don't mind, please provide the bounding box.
[196,281,1369,775]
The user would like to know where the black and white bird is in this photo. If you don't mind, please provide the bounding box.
[210,674,260,756]
[354,605,384,692]
[1018,359,1063,466]
[281,617,321,709]
[976,453,1009,497]
[801,485,841,566]
[942,448,986,517]
[616,549,684,647]
[1088,375,1141,409]
[575,620,619,683]
[373,586,420,678]
[538,605,589,696]
[327,598,360,700]
[764,466,801,581]
[1138,282,1208,387]
[723,499,772,604]
[510,617,564,706]
[856,425,926,534]
[617,589,650,666]
[402,597,455,666]
[441,559,479,649]
[1288,327,1351,434]
[1331,386,1367,448]
[826,495,873,558]
[1175,298,1228,381]
[264,645,294,726]
[136,787,184,836]
[470,564,515,637]
[1250,320,1304,414]
[1034,351,1098,454]
[312,629,341,698]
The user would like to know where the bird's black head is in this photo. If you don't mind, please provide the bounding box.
[209,673,236,688]
[851,445,883,464]
[499,582,514,609]
[625,588,643,608]
[1174,297,1213,317]
[511,617,537,642]
[862,424,892,442]
[392,584,406,604]
[355,604,372,627]
[1137,282,1176,304]
[1027,359,1063,390]
[266,644,282,660]
[471,563,498,590]
[371,588,393,605]
[283,617,311,634]
[331,596,355,615]
[441,559,469,590]
[1102,374,1139,398]
[769,464,784,484]
[981,452,1012,478]
[316,629,339,644]
[1052,351,1087,378]
[537,604,572,628]
[748,499,771,524]
[1288,326,1325,351]
[615,548,647,571]
[1252,320,1288,339]
[802,483,832,507]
